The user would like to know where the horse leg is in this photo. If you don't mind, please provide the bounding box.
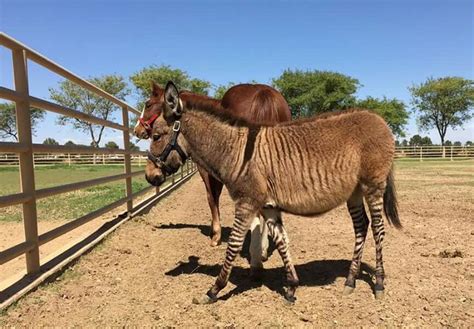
[262,207,299,303]
[193,201,258,304]
[197,166,223,246]
[208,175,224,246]
[343,185,370,295]
[364,184,387,299]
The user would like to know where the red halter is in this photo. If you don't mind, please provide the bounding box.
[138,113,159,135]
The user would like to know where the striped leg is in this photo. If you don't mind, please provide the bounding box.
[193,202,257,304]
[343,188,369,295]
[262,207,299,303]
[366,191,386,299]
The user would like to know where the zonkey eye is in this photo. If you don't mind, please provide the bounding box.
[152,134,161,141]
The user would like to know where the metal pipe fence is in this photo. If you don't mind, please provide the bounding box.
[0,33,197,278]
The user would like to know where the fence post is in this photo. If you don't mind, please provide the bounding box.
[419,146,423,162]
[122,106,133,214]
[68,153,71,166]
[12,48,40,274]
[450,146,453,161]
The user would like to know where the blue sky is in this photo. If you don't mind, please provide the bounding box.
[1,0,473,147]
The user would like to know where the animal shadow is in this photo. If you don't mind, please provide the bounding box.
[156,222,276,260]
[165,255,376,300]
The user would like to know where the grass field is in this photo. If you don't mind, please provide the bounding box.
[0,165,150,222]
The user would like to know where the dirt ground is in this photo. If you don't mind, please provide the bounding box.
[1,161,473,327]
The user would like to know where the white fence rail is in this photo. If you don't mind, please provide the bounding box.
[395,146,474,161]
[0,153,148,166]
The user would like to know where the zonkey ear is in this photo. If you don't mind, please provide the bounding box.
[164,81,183,118]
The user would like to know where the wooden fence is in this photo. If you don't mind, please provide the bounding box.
[395,146,474,161]
[0,32,197,300]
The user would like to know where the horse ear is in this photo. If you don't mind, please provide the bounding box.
[164,81,182,118]
[151,81,163,97]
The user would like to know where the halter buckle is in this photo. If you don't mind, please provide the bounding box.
[172,120,181,132]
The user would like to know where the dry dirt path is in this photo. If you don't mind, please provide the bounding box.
[1,169,473,327]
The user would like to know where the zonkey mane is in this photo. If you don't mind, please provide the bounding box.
[183,95,373,128]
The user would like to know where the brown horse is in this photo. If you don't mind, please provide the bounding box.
[146,82,400,304]
[135,83,290,249]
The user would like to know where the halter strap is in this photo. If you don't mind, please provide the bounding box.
[139,113,159,134]
[147,120,187,175]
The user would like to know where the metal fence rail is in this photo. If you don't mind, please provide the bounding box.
[0,33,196,279]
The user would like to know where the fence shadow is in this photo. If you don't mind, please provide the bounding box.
[165,255,376,300]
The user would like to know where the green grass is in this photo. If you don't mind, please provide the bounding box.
[0,165,151,222]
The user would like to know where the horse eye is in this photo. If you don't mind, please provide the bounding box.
[145,102,152,109]
[153,134,161,141]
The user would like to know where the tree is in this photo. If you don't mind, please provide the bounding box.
[401,139,408,147]
[0,102,45,141]
[130,144,140,152]
[49,75,130,148]
[421,136,433,146]
[64,140,76,146]
[409,77,474,146]
[409,134,423,146]
[214,82,236,99]
[395,140,400,147]
[356,96,409,137]
[43,138,59,145]
[444,140,452,146]
[272,69,360,118]
[105,141,119,149]
[466,141,473,146]
[453,141,462,146]
[130,65,211,102]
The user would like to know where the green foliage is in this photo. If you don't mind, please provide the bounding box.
[409,76,474,145]
[356,96,409,137]
[49,75,130,147]
[105,141,119,149]
[401,139,409,147]
[444,140,452,146]
[130,143,140,152]
[0,102,45,141]
[453,141,462,146]
[272,69,360,118]
[466,141,473,146]
[409,134,432,146]
[43,137,59,145]
[129,65,211,106]
[64,140,76,146]
[214,82,236,99]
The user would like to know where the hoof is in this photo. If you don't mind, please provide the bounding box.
[284,293,296,304]
[375,289,385,300]
[342,285,355,296]
[192,294,217,305]
[250,266,264,281]
[209,239,220,247]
